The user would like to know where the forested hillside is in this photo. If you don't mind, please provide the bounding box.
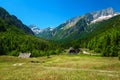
[0,7,34,35]
[0,7,60,57]
[87,15,120,57]
[0,6,120,57]
[68,15,120,57]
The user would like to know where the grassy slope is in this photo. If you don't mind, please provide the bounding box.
[0,55,120,80]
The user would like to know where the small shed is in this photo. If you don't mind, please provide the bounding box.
[18,53,31,58]
[68,47,76,54]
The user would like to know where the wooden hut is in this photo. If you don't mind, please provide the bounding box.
[18,53,31,58]
[68,47,76,54]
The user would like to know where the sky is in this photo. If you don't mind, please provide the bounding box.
[0,0,120,29]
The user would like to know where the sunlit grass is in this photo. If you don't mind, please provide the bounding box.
[0,55,120,80]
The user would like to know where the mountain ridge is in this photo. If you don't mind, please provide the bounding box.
[0,7,34,35]
[31,8,119,41]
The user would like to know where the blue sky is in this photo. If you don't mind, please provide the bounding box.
[0,0,120,29]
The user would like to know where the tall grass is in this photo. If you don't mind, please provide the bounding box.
[0,55,120,80]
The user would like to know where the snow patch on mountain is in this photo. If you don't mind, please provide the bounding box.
[49,27,54,31]
[91,14,119,24]
[31,27,43,34]
[29,25,43,34]
[91,15,112,23]
[90,8,120,24]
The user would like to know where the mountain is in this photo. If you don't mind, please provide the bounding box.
[0,7,34,35]
[29,25,42,34]
[36,27,54,39]
[62,14,120,57]
[85,15,120,57]
[52,8,119,41]
[34,8,119,41]
[0,7,57,57]
[29,25,54,39]
[90,8,118,23]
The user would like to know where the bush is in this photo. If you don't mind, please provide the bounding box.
[31,49,40,57]
[9,50,19,56]
[55,49,62,55]
[49,50,56,55]
[39,51,46,56]
[94,48,101,53]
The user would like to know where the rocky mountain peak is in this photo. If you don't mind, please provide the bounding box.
[89,8,119,24]
[29,25,55,35]
[90,8,114,19]
[29,25,42,34]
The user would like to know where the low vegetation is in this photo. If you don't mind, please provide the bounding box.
[0,54,120,80]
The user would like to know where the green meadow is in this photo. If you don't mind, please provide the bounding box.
[0,54,120,80]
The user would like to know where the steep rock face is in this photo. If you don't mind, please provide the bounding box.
[91,8,114,19]
[60,16,81,30]
[90,8,118,23]
[0,7,34,35]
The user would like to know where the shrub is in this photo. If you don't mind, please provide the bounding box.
[31,49,40,57]
[55,49,62,55]
[49,50,56,55]
[9,50,19,56]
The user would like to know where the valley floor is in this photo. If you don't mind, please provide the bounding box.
[0,54,120,80]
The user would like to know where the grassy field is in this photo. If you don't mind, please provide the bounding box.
[0,54,120,80]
